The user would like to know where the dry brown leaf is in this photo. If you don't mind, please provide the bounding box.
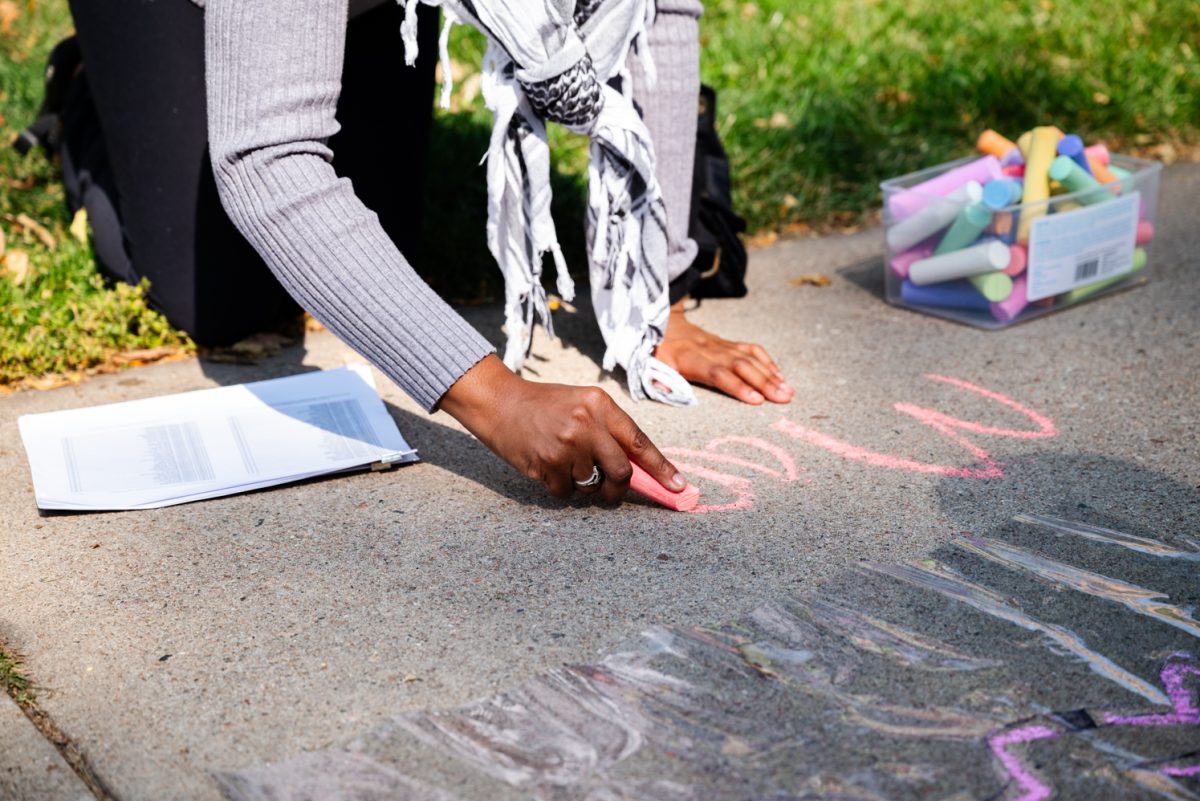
[790,273,832,287]
[112,346,181,366]
[12,213,56,249]
[200,331,294,365]
[781,221,813,237]
[3,249,30,284]
[0,1,20,34]
[768,111,789,129]
[0,225,6,259]
[8,175,35,190]
[747,230,778,248]
[69,208,89,245]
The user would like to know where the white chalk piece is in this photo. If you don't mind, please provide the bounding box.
[886,182,983,252]
[908,240,1011,286]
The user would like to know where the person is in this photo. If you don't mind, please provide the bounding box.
[58,0,793,503]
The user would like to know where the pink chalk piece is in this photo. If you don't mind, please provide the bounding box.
[991,275,1028,323]
[1004,244,1028,277]
[1136,220,1155,245]
[890,241,936,278]
[888,156,1003,222]
[1001,164,1026,178]
[1084,142,1110,166]
[630,462,700,511]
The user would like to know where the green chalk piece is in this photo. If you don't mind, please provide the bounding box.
[934,203,992,255]
[968,270,1014,302]
[1048,156,1108,205]
[1061,248,1147,304]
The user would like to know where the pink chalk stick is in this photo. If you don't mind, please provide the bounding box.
[990,275,1029,323]
[1001,164,1026,178]
[1136,220,1154,245]
[1084,143,1110,166]
[1004,244,1027,277]
[630,463,700,511]
[890,241,936,278]
[888,156,1003,221]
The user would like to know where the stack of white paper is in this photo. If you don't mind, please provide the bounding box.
[18,365,418,510]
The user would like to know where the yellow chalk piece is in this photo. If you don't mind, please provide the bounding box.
[1017,130,1033,158]
[1017,126,1062,243]
[1017,126,1063,160]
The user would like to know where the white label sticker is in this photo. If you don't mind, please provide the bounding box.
[1025,191,1140,301]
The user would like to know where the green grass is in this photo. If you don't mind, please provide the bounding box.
[0,646,35,706]
[3,0,1199,383]
[1,0,191,386]
[698,0,1200,230]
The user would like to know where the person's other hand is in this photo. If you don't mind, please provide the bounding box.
[438,355,685,503]
[654,302,793,405]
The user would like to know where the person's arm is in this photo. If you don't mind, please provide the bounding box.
[205,0,683,501]
[629,0,794,405]
[205,0,493,412]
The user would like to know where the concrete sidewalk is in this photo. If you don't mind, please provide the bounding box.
[1,165,1197,801]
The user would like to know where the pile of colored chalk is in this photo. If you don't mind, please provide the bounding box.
[884,126,1154,324]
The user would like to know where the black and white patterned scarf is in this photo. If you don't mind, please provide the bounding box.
[399,0,696,405]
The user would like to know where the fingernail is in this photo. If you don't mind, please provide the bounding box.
[671,472,686,489]
[747,391,764,403]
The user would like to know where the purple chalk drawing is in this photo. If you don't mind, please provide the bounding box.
[988,653,1200,799]
[1162,764,1200,778]
[987,725,1062,801]
[1102,657,1200,727]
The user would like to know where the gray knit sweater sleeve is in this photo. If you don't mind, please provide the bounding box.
[204,0,494,412]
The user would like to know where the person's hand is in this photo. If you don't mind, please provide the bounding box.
[437,355,686,503]
[654,302,793,405]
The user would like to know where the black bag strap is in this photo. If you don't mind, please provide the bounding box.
[12,36,82,156]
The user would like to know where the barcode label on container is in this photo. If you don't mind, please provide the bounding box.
[1026,192,1140,301]
[1074,257,1099,282]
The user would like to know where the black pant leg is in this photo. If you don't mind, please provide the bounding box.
[65,0,299,346]
[333,2,440,261]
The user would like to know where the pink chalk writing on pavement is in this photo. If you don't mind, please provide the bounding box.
[667,375,1059,512]
[663,436,804,515]
[774,374,1057,479]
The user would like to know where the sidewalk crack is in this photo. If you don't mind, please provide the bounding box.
[1,641,123,801]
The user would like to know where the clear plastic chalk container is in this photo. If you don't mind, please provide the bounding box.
[880,150,1162,329]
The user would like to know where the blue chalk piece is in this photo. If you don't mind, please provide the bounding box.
[901,279,993,311]
[1057,134,1093,176]
[983,178,1023,210]
[982,180,1014,211]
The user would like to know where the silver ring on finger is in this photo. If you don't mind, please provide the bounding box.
[574,465,603,488]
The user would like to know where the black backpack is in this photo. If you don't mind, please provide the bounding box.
[684,84,749,300]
